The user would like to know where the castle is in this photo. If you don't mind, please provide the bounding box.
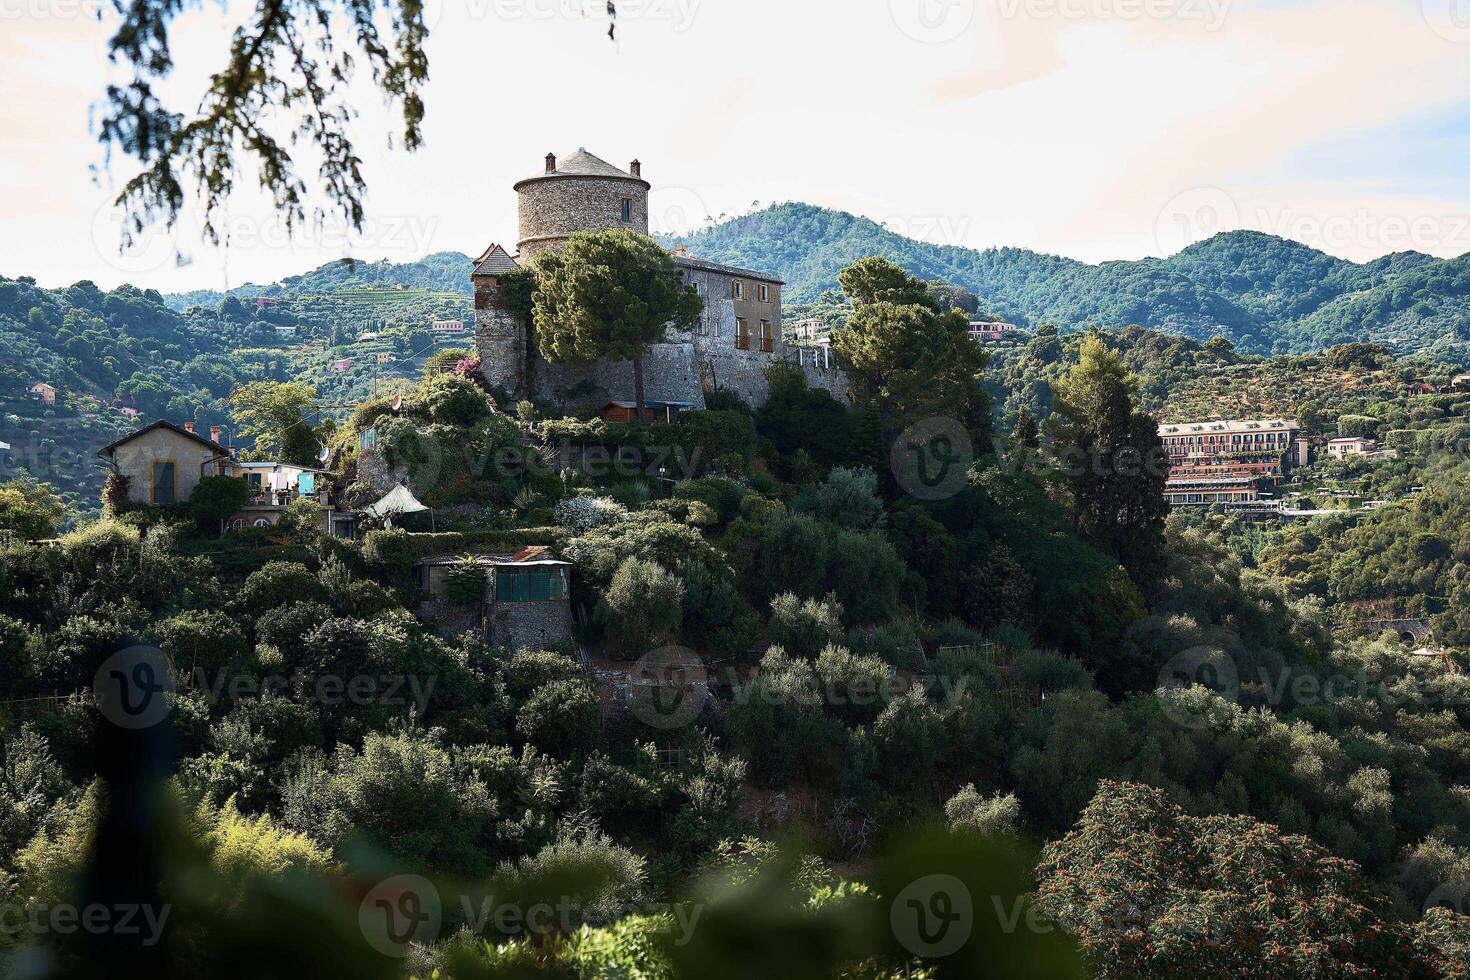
[472,149,847,410]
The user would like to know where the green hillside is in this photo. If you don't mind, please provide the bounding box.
[667,203,1470,360]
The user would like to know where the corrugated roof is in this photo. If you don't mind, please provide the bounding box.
[473,244,520,276]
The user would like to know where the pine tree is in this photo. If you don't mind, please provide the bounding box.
[1050,336,1168,586]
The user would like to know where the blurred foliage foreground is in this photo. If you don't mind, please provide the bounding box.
[20,713,1077,980]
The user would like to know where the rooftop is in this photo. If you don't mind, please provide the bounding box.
[1159,419,1299,436]
[97,419,229,458]
[675,254,784,285]
[514,148,651,191]
[473,244,520,277]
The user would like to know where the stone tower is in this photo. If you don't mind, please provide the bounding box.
[471,244,525,396]
[514,148,651,259]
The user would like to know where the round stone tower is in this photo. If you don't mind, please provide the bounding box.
[515,148,651,259]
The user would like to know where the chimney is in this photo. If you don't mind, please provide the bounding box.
[630,159,641,178]
[545,152,556,174]
[183,421,195,433]
[674,244,688,257]
[210,425,222,444]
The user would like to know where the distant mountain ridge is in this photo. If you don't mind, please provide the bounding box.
[143,203,1470,361]
[661,203,1470,359]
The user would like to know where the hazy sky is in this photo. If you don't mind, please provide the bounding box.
[4,0,1470,292]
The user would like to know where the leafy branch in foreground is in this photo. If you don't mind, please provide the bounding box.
[94,0,616,250]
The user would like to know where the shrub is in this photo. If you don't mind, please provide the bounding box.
[423,373,492,426]
[156,609,249,677]
[793,467,885,530]
[679,410,756,471]
[768,592,844,659]
[502,649,584,699]
[516,679,600,757]
[945,785,1022,837]
[190,476,252,534]
[255,600,333,652]
[726,648,836,785]
[852,621,923,669]
[495,828,648,927]
[814,644,890,726]
[678,562,759,659]
[444,556,488,606]
[599,558,684,657]
[238,561,330,614]
[554,495,628,535]
[673,477,747,524]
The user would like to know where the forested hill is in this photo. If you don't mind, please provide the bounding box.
[166,250,475,308]
[666,203,1470,360]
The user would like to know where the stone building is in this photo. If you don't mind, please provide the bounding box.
[473,149,848,410]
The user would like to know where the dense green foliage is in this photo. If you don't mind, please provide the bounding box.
[6,250,1470,975]
[669,204,1470,359]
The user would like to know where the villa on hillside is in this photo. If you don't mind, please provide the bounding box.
[97,420,354,536]
[1159,419,1310,506]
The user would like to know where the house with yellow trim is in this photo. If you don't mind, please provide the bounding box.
[97,420,353,535]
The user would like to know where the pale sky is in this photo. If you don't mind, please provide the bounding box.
[4,0,1470,292]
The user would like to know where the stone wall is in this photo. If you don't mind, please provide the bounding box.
[516,176,649,259]
[487,599,575,651]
